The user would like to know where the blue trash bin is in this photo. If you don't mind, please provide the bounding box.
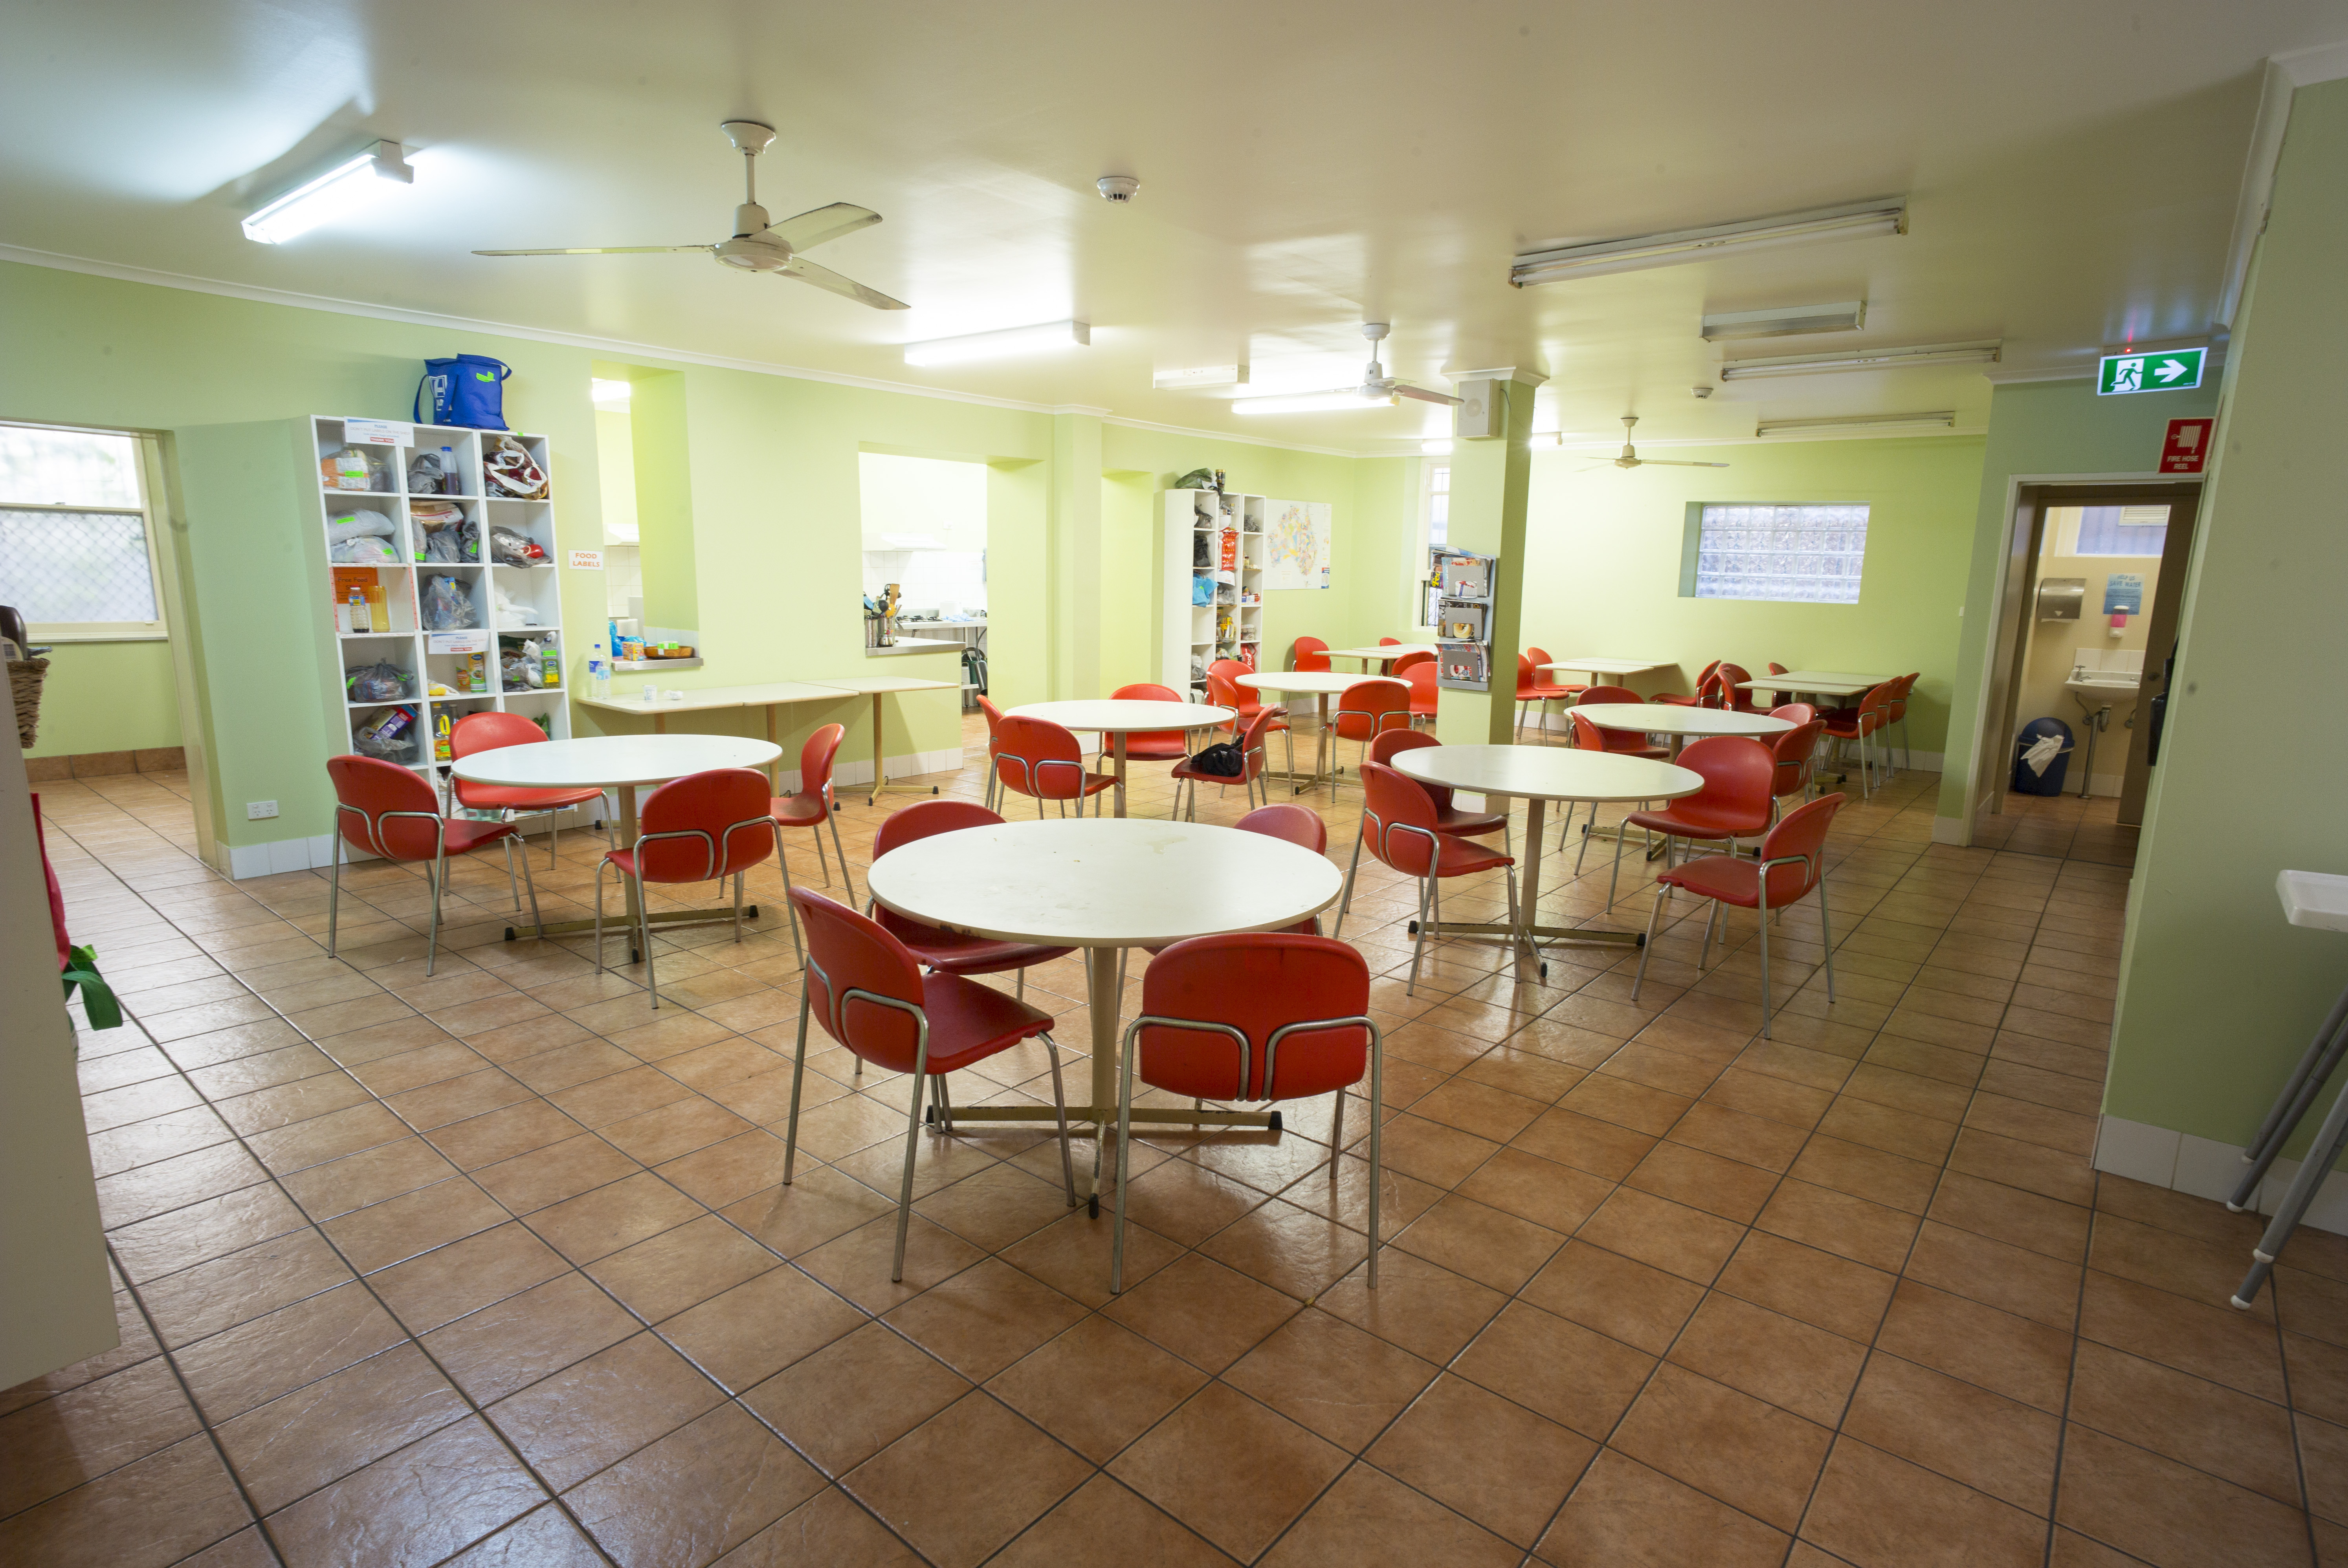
[2011,717,2074,796]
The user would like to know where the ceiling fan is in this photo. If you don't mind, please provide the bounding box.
[1590,416,1728,469]
[1234,323,1462,412]
[472,121,907,310]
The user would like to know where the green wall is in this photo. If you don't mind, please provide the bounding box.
[2104,78,2348,1154]
[1935,378,2219,824]
[1519,433,1988,751]
[22,640,181,760]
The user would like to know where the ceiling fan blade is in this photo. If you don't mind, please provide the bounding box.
[1633,459,1732,468]
[767,203,883,251]
[1395,385,1463,407]
[471,245,714,256]
[781,256,910,310]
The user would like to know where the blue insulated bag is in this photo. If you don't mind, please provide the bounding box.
[414,355,512,429]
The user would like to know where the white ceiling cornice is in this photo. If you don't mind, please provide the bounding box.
[2273,38,2348,86]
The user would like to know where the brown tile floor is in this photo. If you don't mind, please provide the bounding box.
[1980,788,2140,866]
[8,716,2344,1567]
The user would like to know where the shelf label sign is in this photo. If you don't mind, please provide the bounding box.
[2097,346,2205,396]
[2104,574,2144,615]
[344,418,415,446]
[427,632,488,654]
[2161,417,2215,473]
[567,549,604,571]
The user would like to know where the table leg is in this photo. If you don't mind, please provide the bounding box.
[1312,693,1332,795]
[620,784,642,955]
[1086,945,1121,1131]
[765,705,781,793]
[1411,793,1645,961]
[653,714,667,736]
[1112,732,1128,818]
[1516,796,1547,980]
[868,693,885,804]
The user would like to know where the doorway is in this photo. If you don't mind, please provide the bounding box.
[1974,480,2200,855]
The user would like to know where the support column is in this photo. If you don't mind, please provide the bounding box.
[1047,411,1107,700]
[1436,372,1541,745]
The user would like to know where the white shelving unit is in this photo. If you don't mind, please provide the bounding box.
[1158,487,1264,698]
[305,416,575,808]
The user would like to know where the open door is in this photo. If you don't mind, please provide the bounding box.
[1975,488,2050,823]
[2117,487,2203,824]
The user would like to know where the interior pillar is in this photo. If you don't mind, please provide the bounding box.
[1436,375,1539,744]
[1047,411,1106,700]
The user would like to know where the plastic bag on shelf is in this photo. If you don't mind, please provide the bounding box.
[422,518,477,564]
[331,535,400,564]
[344,662,409,703]
[492,580,540,627]
[409,499,464,531]
[420,575,479,630]
[326,508,395,546]
[352,704,418,760]
[487,525,545,567]
[501,639,545,690]
[483,434,548,500]
[405,451,446,494]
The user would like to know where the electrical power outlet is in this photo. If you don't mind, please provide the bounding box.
[246,800,279,820]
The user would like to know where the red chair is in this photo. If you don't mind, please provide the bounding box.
[1822,683,1896,799]
[1113,934,1382,1291]
[1207,661,1295,781]
[1769,719,1826,817]
[1292,636,1332,674]
[1569,693,1667,760]
[1399,660,1441,726]
[770,723,854,902]
[1512,655,1543,740]
[598,768,788,1005]
[1375,635,1403,675]
[1713,663,1762,714]
[1130,804,1328,976]
[1611,735,1775,912]
[1766,663,1797,710]
[327,755,538,976]
[450,712,606,868]
[1769,702,1817,725]
[1105,683,1195,784]
[1888,672,1921,775]
[1338,762,1519,993]
[977,694,1007,812]
[1171,705,1285,819]
[1329,678,1411,791]
[1338,730,1507,927]
[783,888,1075,1280]
[1524,647,1583,736]
[1633,794,1845,1039]
[996,714,1117,817]
[1649,660,1722,707]
[869,801,1072,1001]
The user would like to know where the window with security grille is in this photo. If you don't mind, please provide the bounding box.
[0,424,166,638]
[1687,503,1869,604]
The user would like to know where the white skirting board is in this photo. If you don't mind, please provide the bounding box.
[809,747,965,791]
[2093,1112,2348,1236]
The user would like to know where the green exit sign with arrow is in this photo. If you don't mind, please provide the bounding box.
[2097,346,2207,396]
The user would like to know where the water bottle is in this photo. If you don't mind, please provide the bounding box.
[590,641,610,701]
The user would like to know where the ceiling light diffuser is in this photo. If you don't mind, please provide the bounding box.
[242,141,414,244]
[1153,364,1249,390]
[1755,411,1957,435]
[903,320,1090,367]
[1229,390,1398,416]
[1701,301,1867,340]
[1719,341,2001,380]
[1512,199,1907,286]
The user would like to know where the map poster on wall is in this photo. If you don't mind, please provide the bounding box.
[1264,499,1333,591]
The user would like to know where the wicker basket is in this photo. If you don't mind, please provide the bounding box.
[10,657,49,750]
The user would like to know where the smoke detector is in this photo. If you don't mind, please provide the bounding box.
[1691,385,1715,399]
[1096,175,1141,203]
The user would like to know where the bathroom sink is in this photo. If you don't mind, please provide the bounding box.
[2065,675,2141,700]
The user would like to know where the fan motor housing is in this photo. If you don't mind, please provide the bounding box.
[716,234,790,271]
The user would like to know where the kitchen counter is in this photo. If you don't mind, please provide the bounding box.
[865,637,965,658]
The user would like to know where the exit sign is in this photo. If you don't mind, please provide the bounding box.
[2097,346,2207,396]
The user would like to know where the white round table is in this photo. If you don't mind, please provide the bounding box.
[1572,703,1792,759]
[866,818,1343,1161]
[1323,643,1438,670]
[1005,700,1234,817]
[1394,746,1702,977]
[1237,672,1388,792]
[453,734,782,942]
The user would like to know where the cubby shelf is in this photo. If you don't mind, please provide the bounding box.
[1158,487,1265,698]
[308,416,569,785]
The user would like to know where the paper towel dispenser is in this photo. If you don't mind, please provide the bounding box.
[2035,577,2086,621]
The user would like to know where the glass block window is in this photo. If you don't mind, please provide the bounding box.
[0,423,165,637]
[2073,504,2168,556]
[1691,504,1869,604]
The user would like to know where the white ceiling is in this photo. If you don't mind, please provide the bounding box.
[7,1,2346,451]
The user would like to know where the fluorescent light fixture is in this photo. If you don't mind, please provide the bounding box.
[1701,300,1867,341]
[1154,363,1248,390]
[590,379,633,410]
[903,320,1089,367]
[1719,340,2001,380]
[1421,440,1453,455]
[241,140,413,244]
[1229,390,1398,415]
[1756,411,1957,436]
[1512,199,1906,286]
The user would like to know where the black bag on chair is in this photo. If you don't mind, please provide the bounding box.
[1187,742,1244,777]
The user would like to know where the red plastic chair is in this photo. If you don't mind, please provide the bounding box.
[1399,660,1441,726]
[1766,662,1797,710]
[1633,793,1845,1038]
[771,723,854,902]
[869,801,1073,1003]
[1713,663,1762,714]
[1338,762,1519,993]
[1207,662,1295,782]
[783,888,1075,1280]
[1292,636,1332,674]
[1171,705,1285,819]
[1650,660,1722,707]
[1375,635,1403,675]
[1512,655,1545,740]
[1888,672,1921,775]
[1568,693,1667,760]
[1337,730,1508,927]
[598,767,788,1004]
[450,712,606,868]
[996,714,1117,817]
[1130,805,1328,977]
[1822,683,1896,799]
[977,694,1007,812]
[1524,646,1583,735]
[1106,683,1194,768]
[1769,719,1827,816]
[1614,734,1776,907]
[1329,678,1411,792]
[328,755,537,976]
[1770,702,1817,725]
[1113,933,1381,1291]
